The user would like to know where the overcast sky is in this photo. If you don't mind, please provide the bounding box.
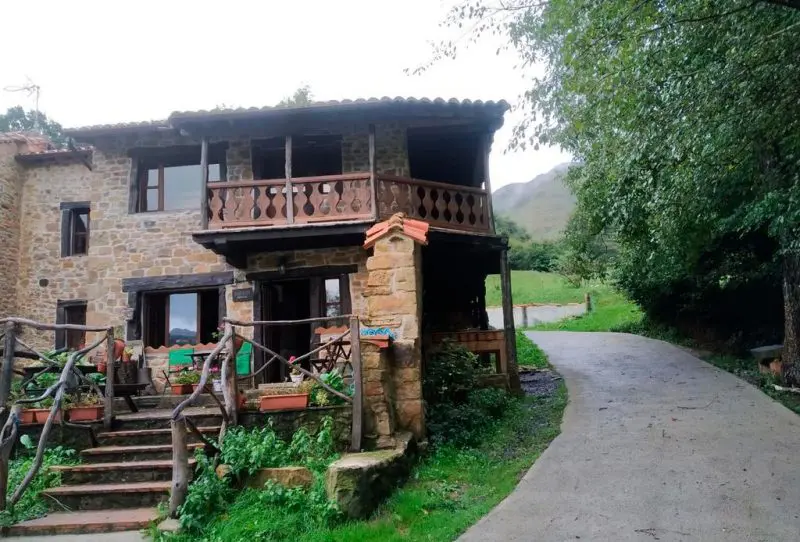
[0,0,570,190]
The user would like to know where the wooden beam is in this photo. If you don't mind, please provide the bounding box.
[104,329,115,430]
[200,137,210,229]
[368,124,378,219]
[0,322,16,407]
[285,135,294,224]
[349,316,362,452]
[246,264,358,282]
[499,249,521,393]
[121,271,234,293]
[480,133,496,233]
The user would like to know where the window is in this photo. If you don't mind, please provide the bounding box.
[143,290,220,348]
[137,147,226,212]
[60,202,90,257]
[324,278,342,317]
[56,301,87,350]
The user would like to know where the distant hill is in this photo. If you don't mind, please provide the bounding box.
[493,162,578,241]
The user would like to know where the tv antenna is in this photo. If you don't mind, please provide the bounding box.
[3,77,41,130]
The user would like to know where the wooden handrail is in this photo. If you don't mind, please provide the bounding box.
[224,314,353,327]
[377,174,488,195]
[209,173,372,190]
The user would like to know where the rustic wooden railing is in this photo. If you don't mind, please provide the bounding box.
[0,318,113,512]
[167,315,363,518]
[377,175,492,232]
[207,173,374,229]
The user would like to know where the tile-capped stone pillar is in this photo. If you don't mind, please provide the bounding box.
[362,214,428,443]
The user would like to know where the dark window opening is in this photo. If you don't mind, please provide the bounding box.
[137,146,226,212]
[143,289,220,348]
[56,301,87,350]
[407,127,483,187]
[60,204,90,257]
[251,135,342,179]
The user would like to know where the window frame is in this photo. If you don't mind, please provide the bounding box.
[55,300,88,350]
[134,146,227,213]
[142,287,225,349]
[60,202,91,257]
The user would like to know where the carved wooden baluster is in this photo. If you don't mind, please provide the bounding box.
[301,181,320,220]
[208,186,224,227]
[240,186,255,221]
[360,177,371,215]
[255,186,269,223]
[433,189,447,224]
[465,193,477,227]
[477,192,489,229]
[273,186,287,223]
[454,191,466,226]
[445,189,459,226]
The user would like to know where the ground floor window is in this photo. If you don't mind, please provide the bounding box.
[56,300,87,350]
[143,289,219,348]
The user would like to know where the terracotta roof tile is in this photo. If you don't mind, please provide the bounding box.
[364,212,429,249]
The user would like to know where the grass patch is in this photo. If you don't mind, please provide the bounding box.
[300,387,566,542]
[531,283,642,332]
[516,331,549,369]
[485,271,585,306]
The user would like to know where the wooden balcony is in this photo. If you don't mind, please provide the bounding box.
[206,173,492,233]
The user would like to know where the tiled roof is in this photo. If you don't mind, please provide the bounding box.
[0,131,51,144]
[65,97,509,136]
[17,146,93,157]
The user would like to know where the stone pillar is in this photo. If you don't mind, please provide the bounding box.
[361,215,428,444]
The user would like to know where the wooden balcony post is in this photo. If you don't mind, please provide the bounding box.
[499,248,521,393]
[480,132,496,233]
[285,135,294,224]
[368,124,378,220]
[0,321,17,408]
[200,137,209,229]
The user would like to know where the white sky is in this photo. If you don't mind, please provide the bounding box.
[0,0,570,189]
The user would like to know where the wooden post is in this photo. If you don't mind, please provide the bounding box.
[223,322,238,426]
[480,133,496,233]
[349,316,362,452]
[585,292,593,313]
[0,321,17,407]
[0,405,21,512]
[169,418,189,518]
[285,135,294,224]
[499,249,521,393]
[200,137,209,229]
[368,124,378,220]
[103,329,115,430]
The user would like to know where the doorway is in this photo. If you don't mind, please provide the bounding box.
[259,279,311,383]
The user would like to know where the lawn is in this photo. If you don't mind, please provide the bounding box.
[485,271,585,306]
[531,283,643,332]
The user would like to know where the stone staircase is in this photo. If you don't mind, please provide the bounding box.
[7,404,223,537]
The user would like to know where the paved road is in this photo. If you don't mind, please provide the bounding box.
[460,332,800,542]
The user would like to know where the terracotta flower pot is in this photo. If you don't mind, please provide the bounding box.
[171,383,193,395]
[30,409,62,424]
[67,406,103,422]
[97,361,107,374]
[259,393,309,412]
[112,339,126,362]
[20,409,37,425]
[122,352,132,362]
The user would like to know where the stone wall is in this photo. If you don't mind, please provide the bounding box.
[0,140,23,318]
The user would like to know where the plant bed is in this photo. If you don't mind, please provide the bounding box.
[259,393,309,412]
[67,405,104,422]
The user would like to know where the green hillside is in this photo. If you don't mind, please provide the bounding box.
[493,163,577,240]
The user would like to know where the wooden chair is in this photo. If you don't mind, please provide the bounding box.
[310,325,351,374]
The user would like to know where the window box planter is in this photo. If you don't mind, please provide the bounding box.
[171,383,193,395]
[259,393,309,412]
[19,409,37,425]
[67,406,104,422]
[27,409,62,424]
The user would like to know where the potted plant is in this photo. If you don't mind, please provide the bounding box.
[122,347,134,363]
[171,370,200,395]
[212,324,244,355]
[29,397,63,424]
[66,392,103,422]
[258,385,309,412]
[289,356,303,384]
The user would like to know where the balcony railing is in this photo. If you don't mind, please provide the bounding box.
[206,173,492,233]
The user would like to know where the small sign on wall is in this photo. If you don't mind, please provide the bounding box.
[232,287,253,302]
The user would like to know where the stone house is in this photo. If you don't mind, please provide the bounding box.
[0,98,519,444]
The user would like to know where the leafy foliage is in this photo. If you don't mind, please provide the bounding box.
[497,216,563,272]
[0,446,78,527]
[309,369,350,407]
[423,341,513,446]
[278,85,314,107]
[0,106,68,147]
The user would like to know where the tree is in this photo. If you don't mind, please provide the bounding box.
[437,1,800,380]
[277,85,313,107]
[0,106,67,147]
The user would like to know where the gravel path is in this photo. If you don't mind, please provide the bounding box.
[460,331,800,542]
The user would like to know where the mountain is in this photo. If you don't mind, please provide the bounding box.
[493,162,578,241]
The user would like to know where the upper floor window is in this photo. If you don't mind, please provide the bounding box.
[136,146,226,212]
[60,202,90,257]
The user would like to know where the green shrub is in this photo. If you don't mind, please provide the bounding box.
[0,446,78,527]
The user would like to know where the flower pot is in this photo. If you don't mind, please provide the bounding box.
[113,338,126,362]
[122,351,132,362]
[97,361,107,374]
[19,409,37,425]
[67,406,104,422]
[30,409,63,424]
[171,383,193,395]
[259,393,309,412]
[290,374,303,384]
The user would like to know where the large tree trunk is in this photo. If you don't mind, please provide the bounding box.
[782,251,800,386]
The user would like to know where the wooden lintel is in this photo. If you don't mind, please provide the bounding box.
[121,271,234,293]
[246,264,358,282]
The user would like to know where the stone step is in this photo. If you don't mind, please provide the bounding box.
[80,443,204,463]
[98,425,221,446]
[7,507,161,537]
[113,393,219,411]
[51,459,196,485]
[113,407,223,431]
[42,481,171,511]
